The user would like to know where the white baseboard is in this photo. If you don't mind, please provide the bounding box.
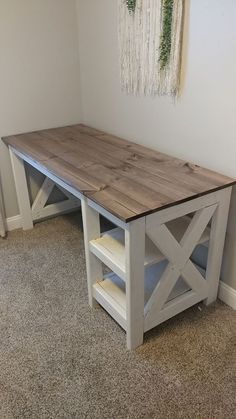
[5,205,81,233]
[6,214,22,231]
[218,281,236,310]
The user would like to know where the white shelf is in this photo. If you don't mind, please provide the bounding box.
[93,260,194,331]
[90,216,210,281]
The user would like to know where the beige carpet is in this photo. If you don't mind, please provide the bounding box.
[0,213,235,419]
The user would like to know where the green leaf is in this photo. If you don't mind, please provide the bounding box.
[159,0,174,70]
[126,0,136,14]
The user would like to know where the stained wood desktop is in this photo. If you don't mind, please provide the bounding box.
[3,124,235,222]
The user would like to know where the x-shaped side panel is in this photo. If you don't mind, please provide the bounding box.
[31,176,78,219]
[145,204,217,318]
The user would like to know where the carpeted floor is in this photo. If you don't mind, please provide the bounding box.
[0,213,235,419]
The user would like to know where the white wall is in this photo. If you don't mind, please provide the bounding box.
[77,0,236,289]
[0,0,82,217]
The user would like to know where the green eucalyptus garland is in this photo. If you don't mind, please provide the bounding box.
[126,0,136,14]
[120,0,184,96]
[159,0,174,70]
[125,0,174,69]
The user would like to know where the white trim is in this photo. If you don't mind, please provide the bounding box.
[5,205,81,232]
[218,281,236,310]
[6,214,22,231]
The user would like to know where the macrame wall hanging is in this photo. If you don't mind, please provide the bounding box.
[118,0,185,96]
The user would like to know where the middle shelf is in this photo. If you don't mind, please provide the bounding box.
[90,216,210,281]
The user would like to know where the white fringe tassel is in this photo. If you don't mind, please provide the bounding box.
[118,0,184,96]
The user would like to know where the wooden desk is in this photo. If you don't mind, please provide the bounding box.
[3,125,235,349]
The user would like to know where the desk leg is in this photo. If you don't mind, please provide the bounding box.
[205,187,232,305]
[9,148,33,231]
[125,218,145,350]
[81,198,103,308]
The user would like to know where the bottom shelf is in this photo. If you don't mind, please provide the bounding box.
[93,261,199,331]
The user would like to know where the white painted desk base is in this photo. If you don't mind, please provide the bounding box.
[9,147,232,350]
[81,188,232,350]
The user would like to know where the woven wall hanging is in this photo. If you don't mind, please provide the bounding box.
[118,0,185,96]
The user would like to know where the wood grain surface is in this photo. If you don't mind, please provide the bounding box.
[3,124,235,222]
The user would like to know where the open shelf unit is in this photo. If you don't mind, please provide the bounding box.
[90,216,209,281]
[90,216,209,332]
